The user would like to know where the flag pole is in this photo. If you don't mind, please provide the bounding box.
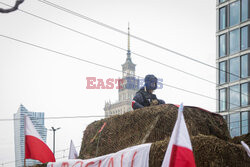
[24,115,26,167]
[95,122,106,157]
[95,130,102,157]
[24,158,26,167]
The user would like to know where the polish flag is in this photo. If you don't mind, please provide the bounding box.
[68,140,78,159]
[25,115,55,163]
[161,103,196,167]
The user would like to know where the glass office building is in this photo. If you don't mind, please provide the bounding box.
[217,0,250,137]
[14,104,47,167]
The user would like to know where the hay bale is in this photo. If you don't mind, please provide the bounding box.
[33,104,248,167]
[79,104,230,159]
[149,134,250,167]
[230,133,250,146]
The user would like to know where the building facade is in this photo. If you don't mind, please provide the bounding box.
[104,27,139,117]
[14,104,47,167]
[216,0,250,137]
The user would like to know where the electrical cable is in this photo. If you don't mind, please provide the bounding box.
[34,0,250,103]
[0,34,241,114]
[0,1,245,115]
[1,1,247,105]
[0,115,105,121]
[37,0,243,80]
[0,1,216,86]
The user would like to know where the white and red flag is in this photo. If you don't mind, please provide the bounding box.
[241,141,250,157]
[161,103,196,167]
[25,115,55,163]
[68,140,78,159]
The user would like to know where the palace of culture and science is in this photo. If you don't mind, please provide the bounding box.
[104,26,139,117]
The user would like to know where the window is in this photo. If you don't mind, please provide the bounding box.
[219,7,227,30]
[241,26,248,50]
[230,113,240,137]
[242,0,248,22]
[223,115,230,129]
[230,1,240,27]
[219,34,226,57]
[229,85,240,109]
[241,112,249,134]
[241,83,248,106]
[219,89,226,112]
[230,29,240,54]
[241,54,248,78]
[219,61,226,84]
[229,57,240,82]
[219,0,227,3]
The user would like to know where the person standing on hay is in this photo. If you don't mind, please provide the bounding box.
[132,74,165,110]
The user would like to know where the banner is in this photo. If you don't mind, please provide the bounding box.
[48,143,151,167]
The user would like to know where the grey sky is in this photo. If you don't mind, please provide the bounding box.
[0,0,216,165]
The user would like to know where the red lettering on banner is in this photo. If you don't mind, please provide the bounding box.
[86,77,97,89]
[85,161,94,167]
[98,160,102,167]
[61,162,69,167]
[115,79,123,89]
[108,157,114,167]
[131,151,137,167]
[121,154,124,167]
[97,79,106,89]
[72,161,84,167]
[106,78,114,89]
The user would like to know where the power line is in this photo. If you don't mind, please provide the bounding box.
[0,1,246,101]
[0,115,105,122]
[0,1,216,86]
[38,0,215,68]
[37,0,243,80]
[0,1,245,105]
[56,145,80,153]
[0,2,244,110]
[0,34,240,111]
[37,0,250,104]
[32,0,250,109]
[0,34,214,99]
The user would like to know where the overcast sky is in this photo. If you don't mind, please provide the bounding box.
[0,0,216,166]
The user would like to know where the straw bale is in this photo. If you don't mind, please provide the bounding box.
[79,104,230,159]
[230,133,250,146]
[150,134,250,167]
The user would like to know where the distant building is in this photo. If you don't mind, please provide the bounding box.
[216,0,250,137]
[14,104,47,167]
[104,26,139,117]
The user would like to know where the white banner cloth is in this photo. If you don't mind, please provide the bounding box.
[48,143,151,167]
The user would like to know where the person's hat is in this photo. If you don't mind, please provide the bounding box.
[144,74,158,90]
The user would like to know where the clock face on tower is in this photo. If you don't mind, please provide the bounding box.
[124,70,134,77]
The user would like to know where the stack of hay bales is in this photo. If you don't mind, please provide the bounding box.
[79,104,250,166]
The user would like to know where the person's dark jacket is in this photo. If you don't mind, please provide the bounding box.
[132,87,165,110]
